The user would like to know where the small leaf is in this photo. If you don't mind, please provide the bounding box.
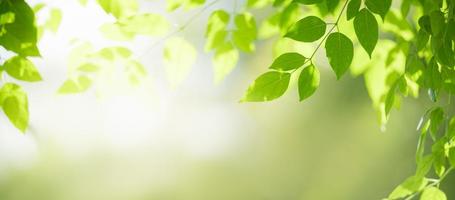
[58,76,93,94]
[4,56,42,82]
[233,13,257,52]
[44,8,62,33]
[242,71,290,102]
[97,0,138,19]
[420,187,447,200]
[121,14,170,36]
[365,0,392,20]
[354,8,378,57]
[285,16,326,42]
[212,43,239,83]
[325,32,353,79]
[270,52,306,71]
[0,83,29,133]
[163,37,197,86]
[205,10,230,51]
[346,0,361,20]
[298,64,319,101]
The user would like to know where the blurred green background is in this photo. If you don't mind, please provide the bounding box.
[0,0,454,200]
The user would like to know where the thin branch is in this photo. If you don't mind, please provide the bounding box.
[134,0,221,60]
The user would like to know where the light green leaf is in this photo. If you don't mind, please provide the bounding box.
[293,0,323,5]
[354,8,378,57]
[58,76,93,94]
[346,0,361,20]
[163,37,197,86]
[205,10,230,51]
[0,0,40,56]
[100,23,135,41]
[242,71,290,102]
[270,52,306,71]
[325,32,353,79]
[125,60,147,85]
[4,56,42,82]
[212,43,239,83]
[298,64,319,101]
[388,176,428,199]
[0,83,29,133]
[365,0,392,20]
[77,63,100,72]
[233,13,257,52]
[420,187,446,200]
[0,12,15,25]
[96,0,138,19]
[120,14,170,36]
[166,0,206,11]
[44,8,62,33]
[247,0,273,8]
[285,16,326,42]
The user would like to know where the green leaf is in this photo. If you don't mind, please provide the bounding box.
[163,37,197,86]
[278,3,302,35]
[298,64,319,101]
[58,76,93,94]
[233,13,257,52]
[166,0,205,11]
[242,71,290,102]
[0,12,15,25]
[420,187,447,200]
[388,176,428,199]
[270,52,306,71]
[449,147,455,167]
[285,16,326,42]
[365,0,392,20]
[0,83,29,133]
[354,8,378,57]
[428,107,444,139]
[212,43,239,83]
[0,0,40,56]
[96,0,138,19]
[419,15,432,34]
[346,0,361,20]
[4,56,42,82]
[205,10,230,51]
[326,0,340,13]
[293,0,323,5]
[415,154,433,178]
[325,32,354,79]
[247,0,273,8]
[429,11,445,36]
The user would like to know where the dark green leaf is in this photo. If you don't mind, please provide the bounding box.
[346,0,361,20]
[365,0,392,20]
[0,0,40,56]
[354,9,378,57]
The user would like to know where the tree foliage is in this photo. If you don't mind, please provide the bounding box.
[0,0,454,198]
